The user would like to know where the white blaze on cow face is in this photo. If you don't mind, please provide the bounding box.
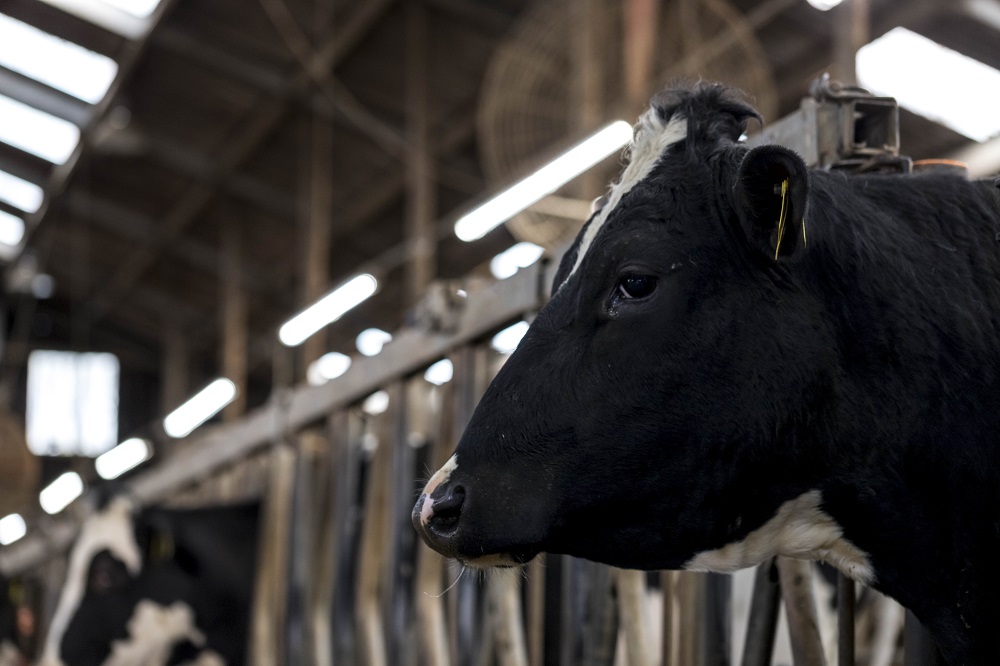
[419,454,458,527]
[684,490,875,585]
[102,600,214,666]
[40,498,143,666]
[561,109,688,288]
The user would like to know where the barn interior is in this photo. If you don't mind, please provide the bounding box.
[0,0,995,663]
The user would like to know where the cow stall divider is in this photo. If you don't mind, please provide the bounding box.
[0,80,939,665]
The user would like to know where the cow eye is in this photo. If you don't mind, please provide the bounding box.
[617,273,657,299]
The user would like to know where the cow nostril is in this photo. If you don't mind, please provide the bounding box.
[428,485,465,532]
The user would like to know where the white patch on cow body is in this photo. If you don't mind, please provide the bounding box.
[101,600,212,666]
[39,498,143,666]
[684,490,875,585]
[562,110,688,287]
[419,454,458,526]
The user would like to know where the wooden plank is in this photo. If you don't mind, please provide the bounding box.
[777,558,827,666]
[220,213,248,420]
[250,444,297,665]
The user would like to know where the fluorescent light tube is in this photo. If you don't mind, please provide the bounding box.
[805,0,843,10]
[857,27,1000,142]
[455,121,632,242]
[491,321,530,354]
[423,359,454,386]
[0,210,25,248]
[355,327,392,357]
[362,390,389,416]
[279,274,378,347]
[0,170,44,213]
[40,472,84,514]
[0,513,26,545]
[163,378,237,438]
[307,352,352,386]
[0,14,118,104]
[95,437,152,479]
[490,242,545,280]
[0,94,80,163]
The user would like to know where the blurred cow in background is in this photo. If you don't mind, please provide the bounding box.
[39,498,260,666]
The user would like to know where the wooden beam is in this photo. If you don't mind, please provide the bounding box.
[405,0,436,307]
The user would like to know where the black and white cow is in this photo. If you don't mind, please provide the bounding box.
[39,498,260,666]
[413,83,1000,665]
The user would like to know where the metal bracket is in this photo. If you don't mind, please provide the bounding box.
[748,74,912,175]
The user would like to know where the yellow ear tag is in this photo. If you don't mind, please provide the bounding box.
[774,178,790,261]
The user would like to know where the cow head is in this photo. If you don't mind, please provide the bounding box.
[412,83,866,577]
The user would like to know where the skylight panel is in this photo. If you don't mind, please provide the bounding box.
[0,171,44,214]
[857,27,1000,142]
[0,14,118,104]
[0,94,80,163]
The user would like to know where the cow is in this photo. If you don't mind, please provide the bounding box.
[412,82,1000,665]
[39,497,260,666]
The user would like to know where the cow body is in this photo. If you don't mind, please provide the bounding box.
[41,498,259,666]
[413,84,1000,664]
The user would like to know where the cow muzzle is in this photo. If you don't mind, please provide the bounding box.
[411,481,465,558]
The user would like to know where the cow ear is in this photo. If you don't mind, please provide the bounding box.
[734,145,809,261]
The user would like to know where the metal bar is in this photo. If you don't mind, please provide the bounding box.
[329,411,363,664]
[836,573,854,666]
[527,556,546,666]
[661,571,675,666]
[704,572,733,666]
[740,562,781,666]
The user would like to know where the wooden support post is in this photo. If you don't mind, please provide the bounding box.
[615,568,653,666]
[405,0,435,307]
[527,556,546,666]
[676,572,704,666]
[220,213,248,421]
[250,444,297,666]
[489,571,529,666]
[833,0,870,84]
[299,111,334,377]
[160,320,188,415]
[574,0,608,198]
[356,403,393,666]
[624,0,662,112]
[777,558,827,666]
